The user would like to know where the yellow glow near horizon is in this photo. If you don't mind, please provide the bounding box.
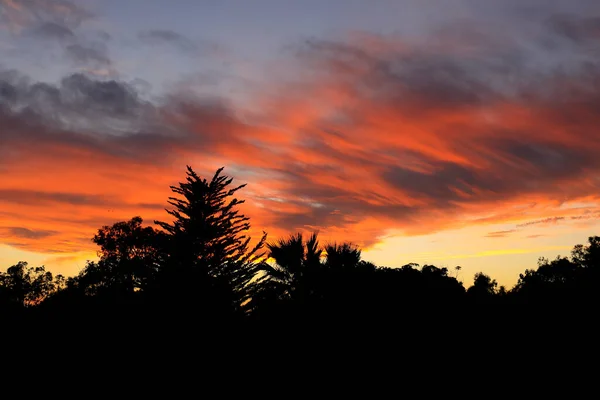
[3,215,599,290]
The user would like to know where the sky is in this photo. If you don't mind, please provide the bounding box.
[2,0,600,288]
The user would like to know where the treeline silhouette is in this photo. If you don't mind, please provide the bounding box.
[2,167,599,349]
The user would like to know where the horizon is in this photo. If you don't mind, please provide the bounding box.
[2,0,600,288]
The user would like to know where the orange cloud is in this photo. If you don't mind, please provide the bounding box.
[3,17,600,271]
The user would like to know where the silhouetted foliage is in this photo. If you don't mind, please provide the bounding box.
[248,232,321,319]
[2,166,600,348]
[152,166,266,320]
[256,233,320,297]
[468,272,498,297]
[512,236,600,305]
[0,262,63,308]
[74,216,164,297]
[324,242,362,270]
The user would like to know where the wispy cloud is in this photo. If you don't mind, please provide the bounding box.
[65,43,110,65]
[30,21,74,40]
[3,227,57,239]
[517,217,566,228]
[137,29,219,56]
[2,8,600,256]
[139,30,195,50]
[485,230,517,238]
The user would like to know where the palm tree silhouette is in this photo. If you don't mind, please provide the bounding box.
[324,242,362,270]
[255,232,321,300]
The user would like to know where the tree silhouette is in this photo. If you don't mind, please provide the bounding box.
[155,166,266,315]
[252,234,386,321]
[74,216,164,297]
[253,232,320,301]
[0,262,62,308]
[571,236,600,269]
[323,242,362,270]
[4,165,600,347]
[454,266,462,279]
[512,236,600,304]
[468,272,498,297]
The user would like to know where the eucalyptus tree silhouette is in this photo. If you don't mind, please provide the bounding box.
[512,236,600,305]
[571,236,600,269]
[0,262,63,308]
[467,272,498,297]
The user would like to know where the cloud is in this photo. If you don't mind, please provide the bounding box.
[139,29,198,51]
[0,70,259,253]
[30,21,74,40]
[139,29,189,44]
[0,189,112,206]
[0,0,92,32]
[546,14,600,43]
[3,227,57,239]
[571,214,600,220]
[96,30,110,41]
[65,43,110,66]
[1,1,109,80]
[517,217,566,228]
[3,11,600,256]
[485,230,517,238]
[0,71,154,138]
[138,29,222,56]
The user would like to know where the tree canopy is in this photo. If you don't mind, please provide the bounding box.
[2,166,599,344]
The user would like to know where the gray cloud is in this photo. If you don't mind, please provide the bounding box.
[383,162,497,207]
[97,31,111,42]
[0,71,152,134]
[31,21,75,41]
[0,69,238,166]
[137,29,224,57]
[296,36,517,113]
[546,14,600,43]
[139,29,198,52]
[0,189,111,207]
[65,43,110,66]
[0,0,93,31]
[3,227,57,239]
[59,73,138,115]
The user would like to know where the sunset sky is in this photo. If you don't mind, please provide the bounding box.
[2,0,600,288]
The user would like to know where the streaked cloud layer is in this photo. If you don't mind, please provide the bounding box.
[2,0,600,285]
